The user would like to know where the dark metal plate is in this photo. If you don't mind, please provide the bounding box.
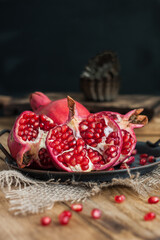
[3,141,160,183]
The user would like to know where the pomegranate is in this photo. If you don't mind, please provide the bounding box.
[8,111,56,168]
[30,92,90,124]
[46,96,123,172]
[104,109,148,165]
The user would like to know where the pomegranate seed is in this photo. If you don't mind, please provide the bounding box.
[120,164,128,169]
[62,210,72,218]
[140,153,148,158]
[59,212,70,225]
[127,156,135,165]
[81,164,89,170]
[148,196,159,204]
[131,149,137,155]
[139,158,147,165]
[91,208,101,219]
[144,212,156,221]
[108,167,114,171]
[40,216,51,226]
[148,156,155,163]
[71,203,83,212]
[115,195,126,203]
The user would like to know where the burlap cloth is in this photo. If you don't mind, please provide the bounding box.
[0,158,160,215]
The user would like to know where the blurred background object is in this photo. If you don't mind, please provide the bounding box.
[0,0,160,97]
[80,51,120,101]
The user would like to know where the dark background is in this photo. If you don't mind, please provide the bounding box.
[0,0,160,97]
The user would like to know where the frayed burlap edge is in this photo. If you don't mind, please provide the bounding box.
[0,166,160,215]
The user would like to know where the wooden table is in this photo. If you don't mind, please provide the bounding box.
[0,101,160,240]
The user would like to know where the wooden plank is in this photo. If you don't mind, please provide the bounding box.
[0,93,160,121]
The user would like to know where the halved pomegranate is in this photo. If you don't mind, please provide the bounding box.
[102,109,148,165]
[30,92,90,124]
[46,97,122,172]
[8,111,56,168]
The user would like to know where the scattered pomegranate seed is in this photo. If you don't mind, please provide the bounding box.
[62,210,72,218]
[71,203,83,212]
[148,196,159,204]
[91,208,102,219]
[144,212,156,221]
[131,149,137,155]
[140,153,148,158]
[120,164,129,169]
[40,216,52,226]
[139,158,147,165]
[147,156,155,163]
[115,195,126,203]
[108,167,114,171]
[59,211,71,225]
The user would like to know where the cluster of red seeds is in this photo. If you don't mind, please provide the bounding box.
[139,154,155,165]
[40,195,160,227]
[48,124,104,170]
[38,148,52,166]
[121,130,135,155]
[79,115,106,147]
[18,112,55,141]
[40,203,101,227]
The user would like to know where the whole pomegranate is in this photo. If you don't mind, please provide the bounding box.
[46,96,123,172]
[30,92,90,124]
[8,111,56,168]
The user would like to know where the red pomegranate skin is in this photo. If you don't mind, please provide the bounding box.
[30,92,90,124]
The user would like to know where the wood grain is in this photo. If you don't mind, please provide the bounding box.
[0,107,160,240]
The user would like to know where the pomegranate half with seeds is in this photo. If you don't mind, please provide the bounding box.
[46,97,123,172]
[8,111,56,168]
[104,109,148,165]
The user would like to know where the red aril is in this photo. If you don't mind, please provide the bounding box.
[119,164,129,169]
[46,97,123,172]
[30,92,90,124]
[8,111,55,169]
[131,149,137,155]
[148,156,155,163]
[144,212,156,221]
[59,211,71,225]
[140,153,148,158]
[115,195,126,203]
[139,158,147,165]
[108,167,115,171]
[124,156,135,165]
[91,208,101,219]
[40,216,52,226]
[71,204,83,212]
[148,196,159,204]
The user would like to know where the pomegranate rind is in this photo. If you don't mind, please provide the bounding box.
[102,110,148,166]
[30,92,90,124]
